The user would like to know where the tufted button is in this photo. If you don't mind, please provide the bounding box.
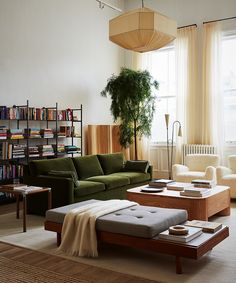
[150,211,156,213]
[130,208,136,211]
[115,213,121,216]
[136,216,143,219]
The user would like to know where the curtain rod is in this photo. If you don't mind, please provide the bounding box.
[203,16,236,24]
[178,24,197,29]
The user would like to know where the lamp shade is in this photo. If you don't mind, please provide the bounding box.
[109,7,177,53]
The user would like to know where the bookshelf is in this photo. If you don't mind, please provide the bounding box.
[0,100,82,201]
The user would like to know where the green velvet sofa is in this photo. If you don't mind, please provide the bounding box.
[23,152,152,215]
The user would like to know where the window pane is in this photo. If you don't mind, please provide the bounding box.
[146,46,176,143]
[222,35,236,143]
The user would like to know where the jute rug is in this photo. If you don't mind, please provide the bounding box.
[0,242,157,283]
[1,202,236,283]
[0,256,89,283]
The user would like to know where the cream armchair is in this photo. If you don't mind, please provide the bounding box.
[216,155,236,198]
[172,154,220,183]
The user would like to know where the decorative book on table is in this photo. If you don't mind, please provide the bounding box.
[166,182,193,191]
[149,179,174,188]
[13,186,41,192]
[191,179,215,188]
[185,220,222,233]
[159,226,202,243]
[180,187,212,197]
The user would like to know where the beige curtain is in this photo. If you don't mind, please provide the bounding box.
[129,51,150,161]
[202,22,224,160]
[175,26,198,163]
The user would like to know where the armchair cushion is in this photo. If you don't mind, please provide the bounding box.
[185,154,219,171]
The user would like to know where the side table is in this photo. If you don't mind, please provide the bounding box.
[0,184,51,232]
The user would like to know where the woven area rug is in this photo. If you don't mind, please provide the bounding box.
[1,202,236,283]
[0,256,89,283]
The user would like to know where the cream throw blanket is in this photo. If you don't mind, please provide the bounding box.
[58,199,138,257]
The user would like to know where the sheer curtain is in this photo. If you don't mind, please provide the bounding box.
[175,26,198,163]
[202,22,224,161]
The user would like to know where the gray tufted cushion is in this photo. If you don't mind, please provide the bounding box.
[46,199,187,238]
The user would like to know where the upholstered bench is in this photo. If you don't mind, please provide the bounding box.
[44,200,229,274]
[45,199,187,240]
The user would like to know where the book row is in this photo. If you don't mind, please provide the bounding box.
[0,164,24,180]
[0,143,80,159]
[0,106,77,121]
[0,126,77,140]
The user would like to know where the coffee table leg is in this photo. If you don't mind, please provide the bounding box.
[23,194,27,232]
[176,256,182,274]
[16,195,20,219]
[48,189,52,209]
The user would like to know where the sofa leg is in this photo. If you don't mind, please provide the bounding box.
[57,233,61,246]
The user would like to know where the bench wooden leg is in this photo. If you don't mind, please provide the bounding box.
[57,233,61,246]
[176,256,182,274]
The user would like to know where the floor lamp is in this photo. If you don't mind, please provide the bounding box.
[165,114,182,179]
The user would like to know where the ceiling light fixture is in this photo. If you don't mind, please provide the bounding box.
[109,0,177,53]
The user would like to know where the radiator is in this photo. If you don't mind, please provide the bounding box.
[182,144,217,164]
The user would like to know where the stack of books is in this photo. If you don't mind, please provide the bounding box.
[185,220,222,233]
[53,144,65,154]
[41,128,54,139]
[166,182,194,191]
[159,226,202,243]
[149,179,174,188]
[38,145,54,157]
[28,146,40,158]
[8,129,24,139]
[180,187,212,197]
[12,144,26,159]
[59,126,75,137]
[191,179,215,188]
[64,145,80,154]
[0,126,8,140]
[27,128,41,138]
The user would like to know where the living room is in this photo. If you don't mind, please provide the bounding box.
[0,0,236,282]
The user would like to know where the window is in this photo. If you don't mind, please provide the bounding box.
[146,46,176,143]
[222,33,236,143]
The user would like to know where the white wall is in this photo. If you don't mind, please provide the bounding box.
[0,0,124,125]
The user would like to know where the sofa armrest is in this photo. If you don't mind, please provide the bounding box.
[147,165,153,179]
[216,166,233,181]
[23,175,75,206]
[205,166,216,181]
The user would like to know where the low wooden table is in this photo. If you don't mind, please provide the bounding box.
[0,184,51,232]
[127,185,231,220]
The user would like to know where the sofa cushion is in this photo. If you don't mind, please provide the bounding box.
[97,152,124,175]
[124,160,149,173]
[47,170,79,187]
[29,157,77,177]
[85,175,130,190]
[112,172,150,184]
[74,181,105,198]
[72,155,104,179]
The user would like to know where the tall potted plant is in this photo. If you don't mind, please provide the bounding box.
[101,67,159,160]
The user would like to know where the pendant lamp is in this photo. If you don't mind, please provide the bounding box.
[109,2,177,53]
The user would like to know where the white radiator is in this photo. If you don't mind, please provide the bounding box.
[182,144,217,164]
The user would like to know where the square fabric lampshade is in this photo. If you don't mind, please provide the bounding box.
[109,7,177,53]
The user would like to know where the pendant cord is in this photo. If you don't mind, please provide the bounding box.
[142,0,144,8]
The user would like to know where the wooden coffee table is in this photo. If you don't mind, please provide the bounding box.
[127,185,231,220]
[0,184,51,232]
